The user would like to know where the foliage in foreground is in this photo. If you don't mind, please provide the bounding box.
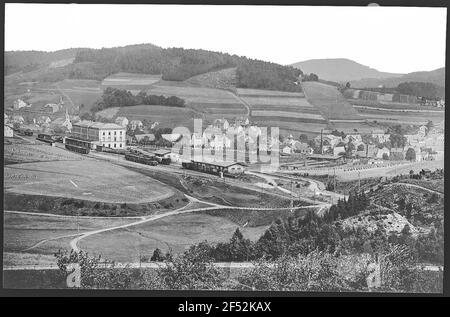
[54,244,442,292]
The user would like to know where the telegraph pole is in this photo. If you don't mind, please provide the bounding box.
[358,170,361,193]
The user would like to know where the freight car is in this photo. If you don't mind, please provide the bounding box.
[64,137,91,154]
[36,133,55,144]
[125,152,158,166]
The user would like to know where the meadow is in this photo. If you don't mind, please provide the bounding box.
[79,212,269,262]
[101,72,162,90]
[301,81,362,121]
[4,160,175,204]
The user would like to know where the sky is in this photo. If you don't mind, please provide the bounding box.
[4,4,447,73]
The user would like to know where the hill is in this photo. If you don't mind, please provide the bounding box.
[4,48,84,75]
[5,44,303,92]
[350,67,445,91]
[291,58,402,82]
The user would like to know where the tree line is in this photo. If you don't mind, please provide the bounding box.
[91,87,186,112]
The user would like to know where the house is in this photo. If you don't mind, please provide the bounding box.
[371,130,390,143]
[282,145,293,155]
[4,125,13,137]
[162,133,182,144]
[390,148,404,160]
[44,103,60,113]
[333,146,346,157]
[209,134,232,150]
[213,118,230,131]
[72,120,126,149]
[115,117,129,128]
[191,133,206,148]
[37,116,52,125]
[418,125,428,138]
[129,120,143,131]
[13,99,29,110]
[12,115,25,124]
[134,133,155,144]
[376,147,390,159]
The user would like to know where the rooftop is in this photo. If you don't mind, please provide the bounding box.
[73,120,124,130]
[191,159,247,168]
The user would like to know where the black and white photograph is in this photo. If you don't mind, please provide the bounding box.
[2,2,446,295]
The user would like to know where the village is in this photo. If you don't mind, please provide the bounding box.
[4,98,445,178]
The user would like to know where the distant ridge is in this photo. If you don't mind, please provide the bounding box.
[291,58,403,83]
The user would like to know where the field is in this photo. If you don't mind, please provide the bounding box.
[114,105,200,130]
[4,141,91,164]
[184,67,237,90]
[4,160,175,204]
[355,107,445,125]
[145,83,248,120]
[79,213,269,262]
[301,81,362,120]
[237,87,328,137]
[4,212,135,266]
[350,98,445,111]
[101,72,162,90]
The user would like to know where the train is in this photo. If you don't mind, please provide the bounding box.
[36,133,56,144]
[125,152,158,166]
[16,128,34,136]
[64,137,91,154]
[155,156,171,165]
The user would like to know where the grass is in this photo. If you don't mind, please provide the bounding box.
[79,213,269,262]
[115,104,200,130]
[301,81,361,120]
[4,143,91,164]
[101,72,162,90]
[4,160,175,204]
[3,212,136,265]
[237,88,304,97]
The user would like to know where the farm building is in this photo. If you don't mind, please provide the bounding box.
[115,117,129,127]
[4,125,13,137]
[72,120,126,149]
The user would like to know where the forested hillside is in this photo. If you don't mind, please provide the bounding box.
[4,48,83,75]
[72,44,304,92]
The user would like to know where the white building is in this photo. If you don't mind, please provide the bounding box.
[129,120,143,131]
[4,125,13,137]
[72,120,126,149]
[376,147,390,159]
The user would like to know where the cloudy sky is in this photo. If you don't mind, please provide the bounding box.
[4,4,447,73]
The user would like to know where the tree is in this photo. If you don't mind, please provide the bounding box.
[382,153,389,160]
[405,148,416,161]
[345,82,351,88]
[299,134,308,142]
[357,144,365,152]
[151,248,165,262]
